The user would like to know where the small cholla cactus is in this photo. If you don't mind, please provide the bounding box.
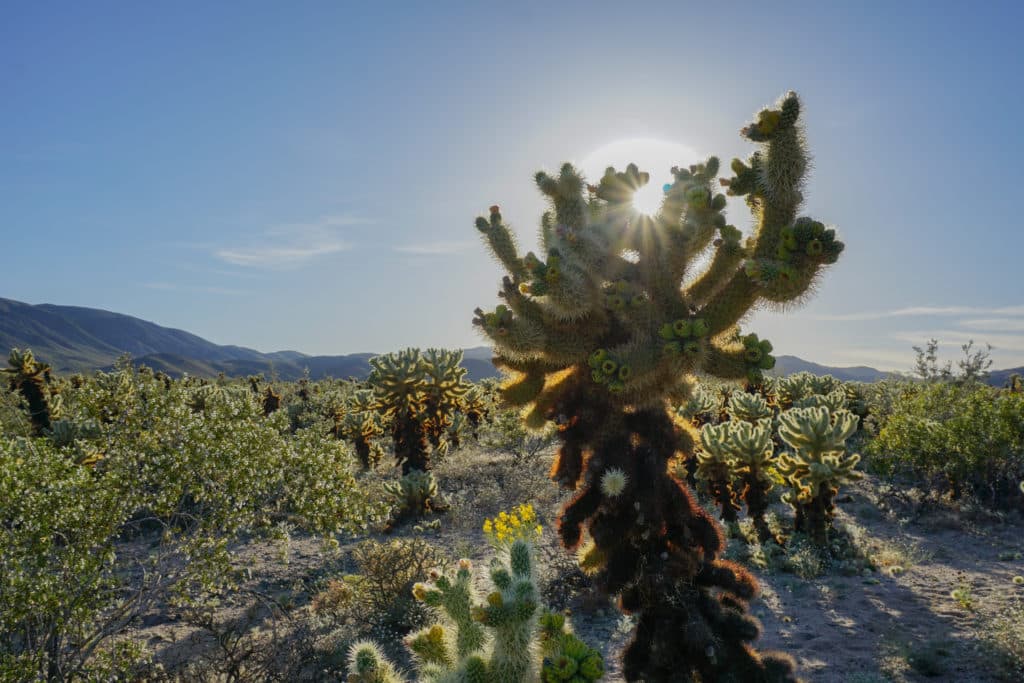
[697,423,741,524]
[346,640,405,683]
[352,517,602,683]
[777,407,862,548]
[724,419,778,544]
[473,91,834,682]
[3,348,53,435]
[384,469,440,524]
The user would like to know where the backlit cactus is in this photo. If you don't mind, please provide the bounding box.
[420,348,471,452]
[472,91,838,682]
[723,419,779,544]
[368,348,431,473]
[777,407,862,548]
[368,348,473,474]
[334,389,385,469]
[697,423,741,524]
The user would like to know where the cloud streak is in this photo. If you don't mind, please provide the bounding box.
[812,305,1024,321]
[393,241,474,255]
[215,214,364,269]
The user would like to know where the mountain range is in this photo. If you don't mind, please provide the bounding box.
[2,297,1020,385]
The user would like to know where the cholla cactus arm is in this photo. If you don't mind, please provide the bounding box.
[727,391,773,423]
[473,92,831,682]
[778,406,858,456]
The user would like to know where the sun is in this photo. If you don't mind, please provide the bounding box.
[578,138,700,217]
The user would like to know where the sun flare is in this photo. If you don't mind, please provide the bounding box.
[578,138,700,217]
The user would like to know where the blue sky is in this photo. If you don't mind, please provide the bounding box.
[2,1,1022,371]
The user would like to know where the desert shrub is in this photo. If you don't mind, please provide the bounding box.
[346,538,448,632]
[867,382,1024,508]
[0,366,383,679]
[481,405,557,465]
[981,595,1024,681]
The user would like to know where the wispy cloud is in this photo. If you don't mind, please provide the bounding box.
[813,305,1024,322]
[215,214,365,269]
[393,241,474,256]
[890,330,1024,353]
[959,318,1024,332]
[144,282,250,296]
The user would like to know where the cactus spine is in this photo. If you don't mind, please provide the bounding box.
[473,92,840,682]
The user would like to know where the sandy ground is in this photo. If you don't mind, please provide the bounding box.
[124,449,1023,682]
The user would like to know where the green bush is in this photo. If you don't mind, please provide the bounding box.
[867,382,1024,508]
[0,363,385,678]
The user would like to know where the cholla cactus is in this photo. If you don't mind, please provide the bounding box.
[351,528,602,683]
[369,348,473,473]
[676,386,718,427]
[262,386,281,415]
[697,423,740,524]
[420,348,471,451]
[726,419,779,544]
[776,407,862,548]
[334,389,385,469]
[727,390,773,422]
[346,640,406,683]
[384,469,439,520]
[472,91,838,682]
[369,348,432,473]
[3,348,53,435]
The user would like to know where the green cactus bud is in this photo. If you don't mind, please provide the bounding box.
[618,364,632,381]
[659,323,676,340]
[712,194,727,211]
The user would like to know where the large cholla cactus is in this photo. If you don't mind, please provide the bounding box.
[3,348,54,435]
[347,535,602,683]
[777,407,862,547]
[473,92,840,682]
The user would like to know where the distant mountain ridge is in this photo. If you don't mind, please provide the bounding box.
[2,297,1019,385]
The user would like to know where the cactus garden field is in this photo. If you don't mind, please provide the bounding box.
[2,90,1023,683]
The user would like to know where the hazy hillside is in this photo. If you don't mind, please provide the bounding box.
[770,355,893,383]
[5,297,1019,385]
